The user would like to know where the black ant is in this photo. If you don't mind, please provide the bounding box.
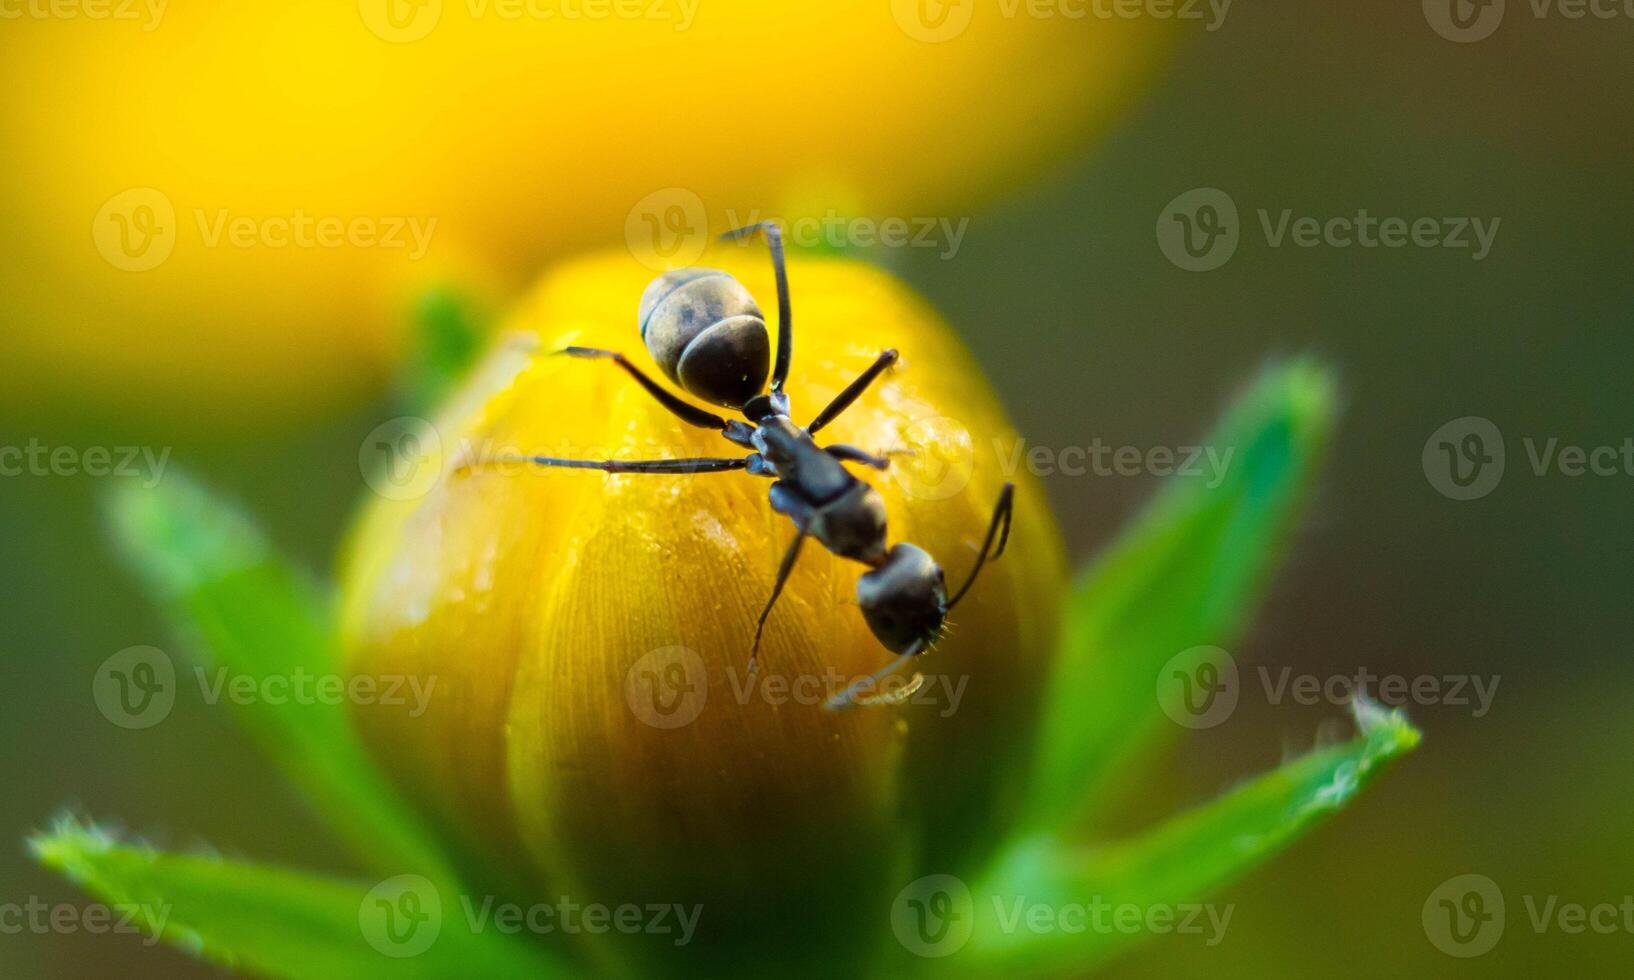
[473,223,1012,709]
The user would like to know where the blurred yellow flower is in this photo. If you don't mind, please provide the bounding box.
[0,3,1171,426]
[339,246,1066,971]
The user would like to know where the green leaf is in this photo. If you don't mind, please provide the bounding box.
[960,704,1420,976]
[400,285,488,413]
[1025,359,1338,828]
[30,817,562,979]
[104,472,452,880]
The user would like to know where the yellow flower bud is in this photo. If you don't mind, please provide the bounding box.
[340,247,1065,971]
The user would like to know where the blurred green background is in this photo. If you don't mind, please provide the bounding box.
[3,3,1630,976]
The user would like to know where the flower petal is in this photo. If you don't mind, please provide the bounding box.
[960,704,1420,975]
[1024,360,1337,829]
[106,473,452,879]
[30,816,562,978]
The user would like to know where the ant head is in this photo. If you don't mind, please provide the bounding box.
[856,544,948,655]
[638,269,770,409]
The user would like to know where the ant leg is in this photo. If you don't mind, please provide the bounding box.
[749,528,807,674]
[807,349,900,435]
[460,454,749,475]
[554,347,732,433]
[720,222,792,392]
[945,483,1015,611]
[824,640,927,711]
[825,445,890,470]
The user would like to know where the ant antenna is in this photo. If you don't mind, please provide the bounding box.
[720,222,791,392]
[945,483,1015,612]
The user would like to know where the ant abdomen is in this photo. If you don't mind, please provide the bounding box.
[638,269,771,408]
